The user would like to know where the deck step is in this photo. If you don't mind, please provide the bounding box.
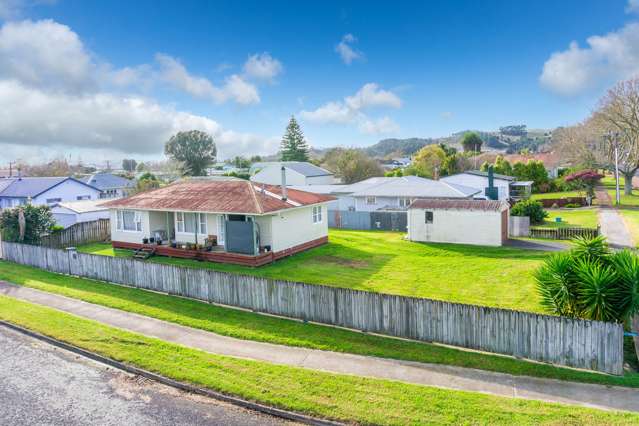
[132,247,156,260]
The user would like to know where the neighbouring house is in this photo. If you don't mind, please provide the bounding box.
[292,176,481,212]
[82,172,136,198]
[407,199,509,246]
[440,170,532,201]
[380,157,411,170]
[51,199,111,228]
[504,151,568,179]
[250,162,335,186]
[101,178,334,266]
[0,177,102,209]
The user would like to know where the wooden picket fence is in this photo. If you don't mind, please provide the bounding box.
[0,241,624,374]
[529,226,600,240]
[40,219,110,249]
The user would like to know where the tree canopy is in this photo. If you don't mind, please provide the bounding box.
[164,130,217,176]
[122,159,137,173]
[460,132,483,153]
[322,148,383,184]
[280,116,310,161]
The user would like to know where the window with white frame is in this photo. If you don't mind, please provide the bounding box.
[365,196,376,205]
[312,205,322,223]
[398,197,411,208]
[176,212,185,232]
[199,213,207,234]
[117,210,142,231]
[176,212,206,233]
[76,195,91,200]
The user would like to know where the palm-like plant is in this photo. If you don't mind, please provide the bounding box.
[534,253,578,317]
[609,250,639,322]
[574,259,620,322]
[571,235,610,264]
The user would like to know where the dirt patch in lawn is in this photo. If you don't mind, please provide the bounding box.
[310,255,369,268]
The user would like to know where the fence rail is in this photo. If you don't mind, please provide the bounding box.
[529,226,600,240]
[40,219,110,248]
[0,241,624,375]
[328,210,407,231]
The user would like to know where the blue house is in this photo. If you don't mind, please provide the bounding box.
[0,177,102,209]
[82,172,136,198]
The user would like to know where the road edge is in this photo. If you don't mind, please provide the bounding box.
[0,319,343,426]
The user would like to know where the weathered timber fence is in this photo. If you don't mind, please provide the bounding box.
[0,241,624,375]
[40,219,110,248]
[529,226,600,240]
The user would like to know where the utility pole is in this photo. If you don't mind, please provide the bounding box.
[606,131,621,206]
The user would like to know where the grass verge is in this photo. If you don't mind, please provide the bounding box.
[78,229,546,313]
[1,295,637,425]
[540,209,599,229]
[1,260,638,388]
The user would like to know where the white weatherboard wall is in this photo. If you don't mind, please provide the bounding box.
[31,179,102,205]
[109,209,149,244]
[441,174,510,200]
[52,207,109,228]
[354,196,402,212]
[269,204,328,252]
[408,207,506,246]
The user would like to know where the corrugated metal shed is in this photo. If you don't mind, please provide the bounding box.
[409,199,508,211]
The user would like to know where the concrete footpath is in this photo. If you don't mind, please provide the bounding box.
[1,281,639,413]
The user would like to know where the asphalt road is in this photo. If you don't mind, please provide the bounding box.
[0,326,292,426]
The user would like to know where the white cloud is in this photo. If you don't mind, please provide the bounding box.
[540,22,639,96]
[300,83,401,134]
[335,33,363,65]
[0,19,95,93]
[0,19,278,160]
[0,80,276,158]
[358,116,399,134]
[243,52,283,82]
[345,83,402,110]
[440,111,454,120]
[156,53,260,105]
[627,0,639,14]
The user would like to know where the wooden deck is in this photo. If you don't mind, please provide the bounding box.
[112,236,328,267]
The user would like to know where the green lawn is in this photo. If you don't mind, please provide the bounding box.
[537,209,599,229]
[1,296,637,425]
[78,230,546,313]
[602,175,639,207]
[2,260,637,388]
[619,208,639,247]
[531,191,583,200]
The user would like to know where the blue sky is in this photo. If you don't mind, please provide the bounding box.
[0,0,637,164]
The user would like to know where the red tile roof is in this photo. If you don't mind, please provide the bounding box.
[101,179,335,214]
[409,199,507,211]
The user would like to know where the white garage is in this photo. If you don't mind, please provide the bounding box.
[407,199,509,247]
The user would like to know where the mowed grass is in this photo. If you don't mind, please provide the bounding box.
[602,175,639,207]
[2,260,638,388]
[531,190,583,200]
[619,209,639,247]
[78,230,547,313]
[538,209,599,229]
[1,296,637,425]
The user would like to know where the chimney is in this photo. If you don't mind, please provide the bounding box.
[280,166,287,201]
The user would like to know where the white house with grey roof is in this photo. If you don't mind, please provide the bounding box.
[82,172,136,198]
[440,170,532,201]
[0,177,102,209]
[291,176,481,212]
[250,162,335,186]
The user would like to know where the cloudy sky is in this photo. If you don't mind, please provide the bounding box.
[0,0,636,166]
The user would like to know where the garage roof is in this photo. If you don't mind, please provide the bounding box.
[409,199,508,211]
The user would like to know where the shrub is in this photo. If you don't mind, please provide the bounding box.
[510,199,548,225]
[564,169,604,198]
[0,204,56,245]
[563,203,581,208]
[534,236,639,323]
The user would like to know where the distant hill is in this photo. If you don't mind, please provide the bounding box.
[364,138,438,158]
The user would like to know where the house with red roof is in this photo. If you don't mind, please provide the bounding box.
[102,178,335,266]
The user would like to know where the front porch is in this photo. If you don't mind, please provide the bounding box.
[112,240,275,266]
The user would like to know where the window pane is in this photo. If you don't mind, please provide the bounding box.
[122,211,136,230]
[184,213,196,233]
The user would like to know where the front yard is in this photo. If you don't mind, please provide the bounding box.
[539,209,599,229]
[79,229,546,313]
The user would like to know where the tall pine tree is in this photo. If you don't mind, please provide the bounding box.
[280,116,310,161]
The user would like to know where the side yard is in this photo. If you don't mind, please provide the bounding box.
[78,229,546,313]
[538,208,599,229]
